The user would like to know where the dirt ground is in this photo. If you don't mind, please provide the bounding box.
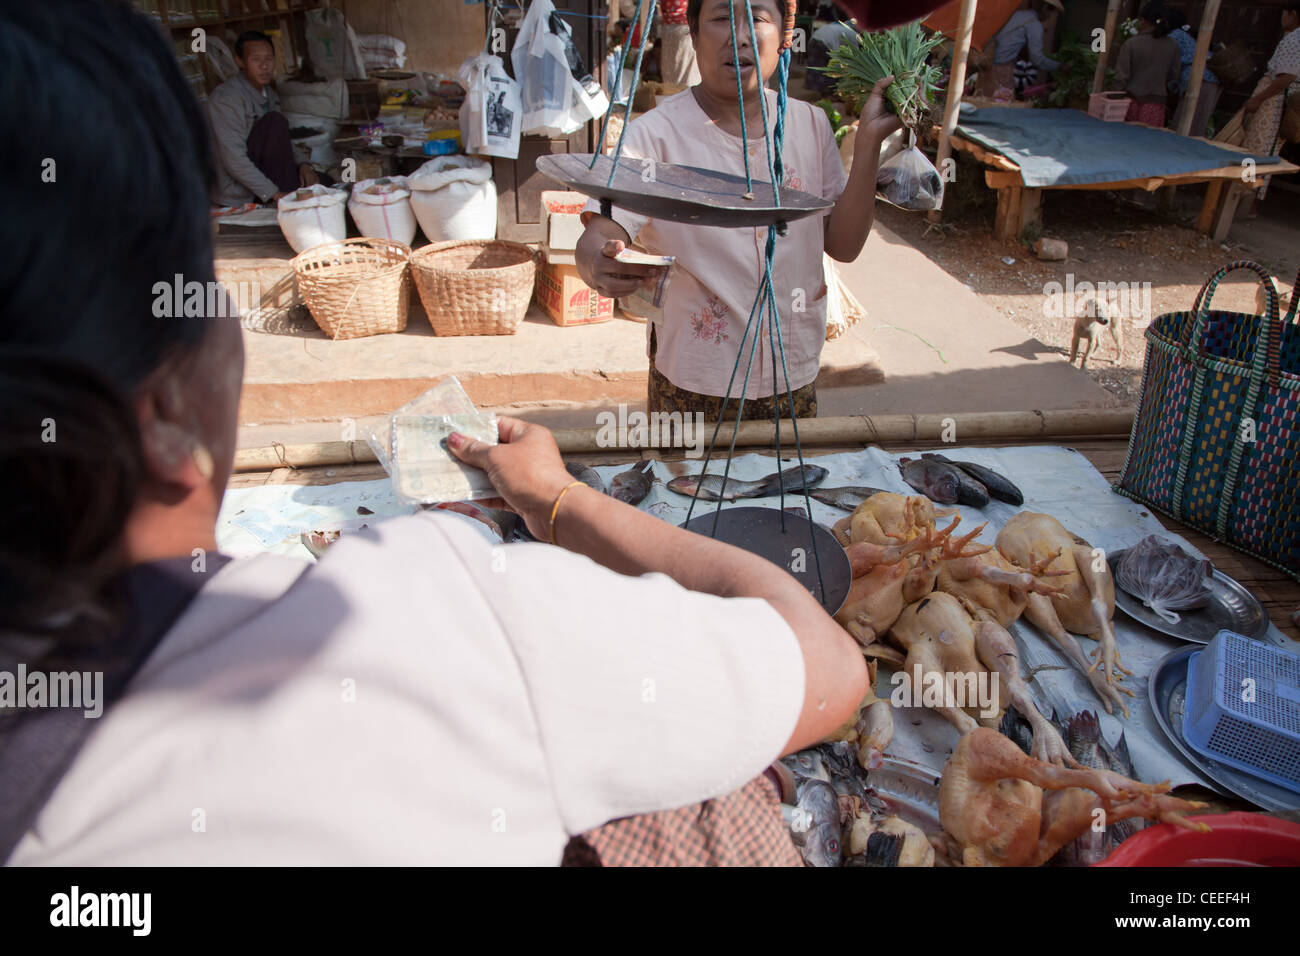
[874,167,1300,405]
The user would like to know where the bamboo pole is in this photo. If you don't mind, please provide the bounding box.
[1092,0,1122,95]
[233,408,1137,472]
[1176,0,1221,137]
[929,0,978,224]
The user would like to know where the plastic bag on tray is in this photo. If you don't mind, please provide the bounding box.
[362,377,500,505]
[1114,535,1214,624]
[876,143,943,212]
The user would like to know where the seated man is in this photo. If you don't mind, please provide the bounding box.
[207,30,319,206]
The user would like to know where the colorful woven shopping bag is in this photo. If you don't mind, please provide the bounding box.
[1115,261,1300,580]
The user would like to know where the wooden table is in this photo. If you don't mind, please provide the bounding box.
[232,434,1300,643]
[948,131,1300,242]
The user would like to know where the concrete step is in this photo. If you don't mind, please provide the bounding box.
[219,238,886,426]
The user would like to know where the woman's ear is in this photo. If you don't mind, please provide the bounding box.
[134,376,212,494]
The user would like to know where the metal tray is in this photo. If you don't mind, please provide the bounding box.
[536,153,833,228]
[1148,644,1299,812]
[1111,547,1269,643]
[681,505,851,615]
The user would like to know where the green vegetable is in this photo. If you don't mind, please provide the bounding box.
[816,98,843,130]
[817,20,944,131]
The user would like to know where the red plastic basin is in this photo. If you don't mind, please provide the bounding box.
[1095,812,1300,867]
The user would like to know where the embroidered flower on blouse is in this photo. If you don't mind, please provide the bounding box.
[690,293,731,344]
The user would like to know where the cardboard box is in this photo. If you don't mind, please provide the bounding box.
[536,262,613,326]
[540,190,587,266]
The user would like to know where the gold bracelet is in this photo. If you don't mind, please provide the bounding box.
[548,480,584,546]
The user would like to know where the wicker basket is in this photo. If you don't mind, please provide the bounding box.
[409,239,538,336]
[292,237,411,340]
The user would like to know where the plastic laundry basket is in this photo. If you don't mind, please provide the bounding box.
[1182,630,1300,794]
[1089,91,1131,122]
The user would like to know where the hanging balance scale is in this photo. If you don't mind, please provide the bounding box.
[536,0,850,614]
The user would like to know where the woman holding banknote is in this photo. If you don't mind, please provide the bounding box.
[576,0,899,420]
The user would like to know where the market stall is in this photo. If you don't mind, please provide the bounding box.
[947,105,1300,240]
[224,407,1300,866]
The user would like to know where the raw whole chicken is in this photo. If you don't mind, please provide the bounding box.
[938,728,1209,867]
[934,549,1067,628]
[887,592,1007,734]
[995,512,1135,717]
[833,493,989,649]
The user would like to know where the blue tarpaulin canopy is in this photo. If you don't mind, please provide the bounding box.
[955,107,1282,188]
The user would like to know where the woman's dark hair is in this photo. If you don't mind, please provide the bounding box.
[1164,8,1187,30]
[1140,2,1173,36]
[234,29,274,60]
[0,0,213,631]
[687,0,791,36]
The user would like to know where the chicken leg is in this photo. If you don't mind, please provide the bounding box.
[1022,592,1134,718]
[974,621,1079,767]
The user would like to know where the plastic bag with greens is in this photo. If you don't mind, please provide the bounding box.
[876,143,942,211]
[1115,535,1213,624]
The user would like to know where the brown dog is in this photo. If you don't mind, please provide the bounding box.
[1069,294,1123,369]
[1255,276,1295,317]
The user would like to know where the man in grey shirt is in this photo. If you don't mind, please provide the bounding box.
[207,31,319,206]
[979,0,1062,96]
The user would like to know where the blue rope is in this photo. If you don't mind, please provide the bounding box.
[727,1,753,191]
[594,0,658,184]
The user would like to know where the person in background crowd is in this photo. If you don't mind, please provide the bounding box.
[1242,2,1299,214]
[1115,3,1181,126]
[207,31,323,207]
[660,0,702,85]
[1165,8,1219,136]
[978,0,1062,98]
[805,18,858,94]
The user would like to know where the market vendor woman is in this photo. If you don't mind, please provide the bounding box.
[576,0,901,419]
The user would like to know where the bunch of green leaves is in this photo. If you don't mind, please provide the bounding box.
[1037,29,1116,110]
[817,20,945,130]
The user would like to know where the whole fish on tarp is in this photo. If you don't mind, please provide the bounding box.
[920,453,1023,506]
[564,461,606,495]
[1050,710,1141,867]
[898,456,988,507]
[434,501,525,542]
[809,485,891,512]
[609,460,653,505]
[667,464,828,502]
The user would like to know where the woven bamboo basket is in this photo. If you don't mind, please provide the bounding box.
[292,237,411,340]
[409,239,537,336]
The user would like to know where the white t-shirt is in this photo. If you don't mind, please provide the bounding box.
[9,512,804,865]
[587,89,848,399]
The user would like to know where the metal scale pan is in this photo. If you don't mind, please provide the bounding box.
[536,153,833,228]
[681,506,852,615]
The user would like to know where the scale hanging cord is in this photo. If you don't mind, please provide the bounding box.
[597,0,659,187]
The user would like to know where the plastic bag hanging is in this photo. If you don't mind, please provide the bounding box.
[457,52,522,160]
[512,0,585,136]
[875,131,943,212]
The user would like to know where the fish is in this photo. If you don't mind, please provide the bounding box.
[783,749,831,783]
[921,453,1023,505]
[434,501,525,542]
[898,456,989,507]
[793,779,843,867]
[666,464,828,501]
[564,461,606,495]
[809,485,891,512]
[609,460,653,505]
[1050,710,1140,867]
